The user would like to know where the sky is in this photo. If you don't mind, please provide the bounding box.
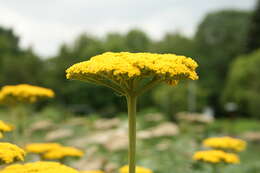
[0,0,256,57]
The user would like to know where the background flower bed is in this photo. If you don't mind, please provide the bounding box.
[0,108,259,173]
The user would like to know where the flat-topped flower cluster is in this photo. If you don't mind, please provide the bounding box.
[25,143,84,160]
[0,84,54,105]
[0,161,79,173]
[203,136,246,152]
[66,52,198,87]
[0,142,25,164]
[193,150,239,164]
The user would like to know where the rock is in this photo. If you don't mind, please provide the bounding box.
[104,162,118,173]
[66,117,87,126]
[93,118,121,130]
[144,113,164,122]
[74,157,107,170]
[156,139,172,151]
[137,122,179,139]
[30,120,54,132]
[103,130,128,151]
[45,128,73,141]
[176,112,214,124]
[242,132,260,142]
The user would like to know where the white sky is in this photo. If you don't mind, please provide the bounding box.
[0,0,256,57]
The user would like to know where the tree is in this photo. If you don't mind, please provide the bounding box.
[222,49,260,118]
[0,26,43,86]
[152,82,207,119]
[151,33,196,56]
[246,0,260,53]
[125,29,151,52]
[195,10,251,113]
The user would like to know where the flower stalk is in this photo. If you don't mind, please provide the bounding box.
[126,94,137,173]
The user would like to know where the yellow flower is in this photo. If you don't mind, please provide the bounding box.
[119,165,153,173]
[80,170,104,173]
[42,146,84,160]
[25,143,62,154]
[0,120,14,138]
[66,52,198,95]
[0,161,79,173]
[0,84,55,105]
[0,142,26,164]
[193,150,240,164]
[0,120,13,132]
[203,136,247,152]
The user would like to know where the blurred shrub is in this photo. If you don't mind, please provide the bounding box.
[152,82,207,119]
[222,49,260,118]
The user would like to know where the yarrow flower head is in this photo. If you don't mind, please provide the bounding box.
[25,143,62,154]
[0,84,55,105]
[193,150,240,164]
[119,165,153,173]
[0,161,79,173]
[203,136,247,152]
[0,142,26,164]
[42,146,84,160]
[66,52,198,96]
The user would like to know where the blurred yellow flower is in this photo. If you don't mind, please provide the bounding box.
[193,150,240,164]
[119,165,153,173]
[0,84,55,105]
[42,146,84,160]
[0,120,14,138]
[25,143,62,154]
[0,142,26,164]
[0,161,79,173]
[203,136,247,152]
[80,170,104,173]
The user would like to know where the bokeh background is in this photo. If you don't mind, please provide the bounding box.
[0,0,260,173]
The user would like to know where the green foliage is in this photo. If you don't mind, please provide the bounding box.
[222,49,260,118]
[246,0,260,53]
[194,10,251,113]
[152,82,207,119]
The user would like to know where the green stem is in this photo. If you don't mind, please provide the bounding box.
[212,164,220,173]
[127,94,137,173]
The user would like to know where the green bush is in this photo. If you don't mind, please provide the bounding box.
[222,49,260,118]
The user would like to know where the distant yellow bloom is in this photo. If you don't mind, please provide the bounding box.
[66,52,198,95]
[42,146,84,160]
[0,120,14,139]
[0,161,79,173]
[119,165,153,173]
[0,84,55,105]
[0,120,13,132]
[193,150,240,164]
[0,142,26,164]
[80,170,104,173]
[203,136,247,152]
[25,143,62,154]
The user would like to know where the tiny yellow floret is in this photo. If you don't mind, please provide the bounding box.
[0,142,26,164]
[0,84,55,105]
[193,150,240,164]
[119,165,153,173]
[203,136,247,152]
[0,161,79,173]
